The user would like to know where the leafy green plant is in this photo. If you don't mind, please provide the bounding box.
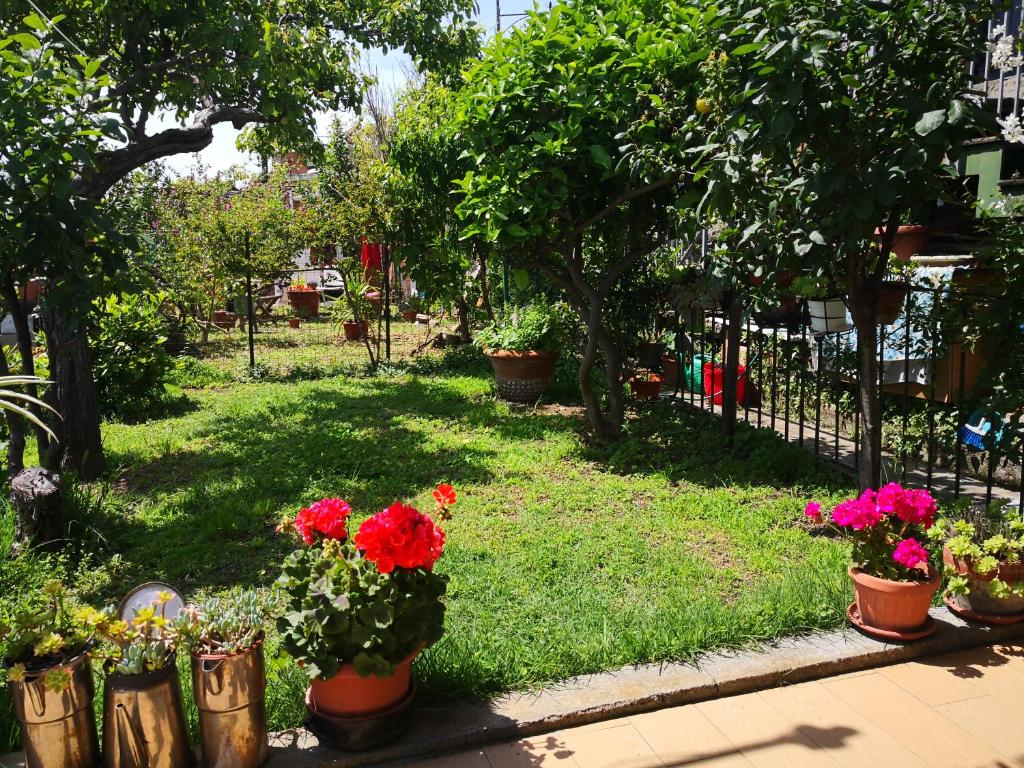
[276,491,454,679]
[476,304,566,353]
[790,275,836,300]
[0,581,111,691]
[90,291,173,420]
[95,591,181,676]
[177,588,276,656]
[927,502,1024,600]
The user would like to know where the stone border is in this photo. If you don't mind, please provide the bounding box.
[3,609,1022,768]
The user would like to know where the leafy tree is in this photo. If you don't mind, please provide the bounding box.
[0,16,114,475]
[1,0,479,478]
[454,0,722,439]
[705,0,990,487]
[156,168,300,343]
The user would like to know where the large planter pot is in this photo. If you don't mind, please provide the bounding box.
[880,225,932,261]
[287,289,320,319]
[401,310,418,322]
[103,663,194,768]
[213,310,238,330]
[848,566,940,640]
[806,298,851,334]
[10,651,100,768]
[486,350,558,403]
[192,638,269,768]
[942,547,1024,624]
[342,320,369,341]
[629,374,663,401]
[876,280,909,326]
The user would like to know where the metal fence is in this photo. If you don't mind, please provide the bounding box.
[665,279,1022,508]
[974,0,1024,118]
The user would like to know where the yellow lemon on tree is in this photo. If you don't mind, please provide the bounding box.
[696,98,712,114]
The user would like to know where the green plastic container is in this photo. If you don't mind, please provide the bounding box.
[684,355,706,392]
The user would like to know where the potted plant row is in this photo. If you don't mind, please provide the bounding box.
[2,583,274,768]
[477,304,564,404]
[805,483,940,640]
[276,485,455,749]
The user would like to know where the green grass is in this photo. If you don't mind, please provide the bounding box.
[0,319,855,749]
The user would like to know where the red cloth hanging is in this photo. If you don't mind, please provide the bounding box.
[360,239,382,271]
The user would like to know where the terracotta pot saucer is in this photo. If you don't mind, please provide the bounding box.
[847,602,937,641]
[943,594,1024,626]
[305,679,417,751]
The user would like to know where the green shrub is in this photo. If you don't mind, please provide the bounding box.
[90,292,173,420]
[475,303,569,353]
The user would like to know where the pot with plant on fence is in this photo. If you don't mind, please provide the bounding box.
[177,589,274,768]
[2,581,103,768]
[792,275,851,334]
[804,483,940,640]
[927,502,1024,625]
[276,485,456,749]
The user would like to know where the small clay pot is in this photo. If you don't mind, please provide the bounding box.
[343,320,369,341]
[288,317,300,329]
[402,310,417,322]
[630,374,664,401]
[876,280,909,326]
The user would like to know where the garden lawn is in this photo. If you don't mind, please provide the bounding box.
[0,321,855,746]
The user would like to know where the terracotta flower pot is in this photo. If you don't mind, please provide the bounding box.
[192,638,269,768]
[942,547,1024,623]
[630,374,664,401]
[876,280,909,326]
[486,349,558,403]
[877,225,932,261]
[287,288,320,319]
[402,310,417,322]
[849,566,940,638]
[342,320,368,341]
[288,317,300,329]
[309,652,418,718]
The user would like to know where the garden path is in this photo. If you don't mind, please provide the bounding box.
[397,643,1024,768]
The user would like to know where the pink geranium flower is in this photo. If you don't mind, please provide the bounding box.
[804,502,822,522]
[892,538,930,570]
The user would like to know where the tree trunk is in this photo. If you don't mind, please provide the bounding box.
[42,303,105,479]
[721,291,743,441]
[595,323,626,439]
[456,294,471,342]
[0,348,26,477]
[848,283,882,490]
[10,467,62,555]
[479,250,495,322]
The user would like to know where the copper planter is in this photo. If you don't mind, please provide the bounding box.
[102,663,194,768]
[191,640,269,768]
[10,652,100,768]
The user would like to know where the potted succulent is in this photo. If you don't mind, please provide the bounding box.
[629,369,664,401]
[177,589,275,768]
[1,581,105,768]
[804,483,940,640]
[276,486,455,748]
[926,503,1024,625]
[477,304,564,403]
[287,278,320,319]
[792,275,851,333]
[96,593,194,768]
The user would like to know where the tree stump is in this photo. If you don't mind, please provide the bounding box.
[10,467,62,555]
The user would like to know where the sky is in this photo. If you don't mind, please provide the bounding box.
[161,0,538,175]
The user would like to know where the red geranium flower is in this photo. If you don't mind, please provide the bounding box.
[294,497,351,546]
[355,502,446,574]
[433,483,457,507]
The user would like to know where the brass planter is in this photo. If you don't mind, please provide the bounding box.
[102,662,194,768]
[10,652,100,768]
[191,638,269,768]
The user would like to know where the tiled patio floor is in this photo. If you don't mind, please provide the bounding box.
[398,643,1024,768]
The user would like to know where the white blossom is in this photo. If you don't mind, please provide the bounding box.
[999,113,1024,144]
[988,29,1024,71]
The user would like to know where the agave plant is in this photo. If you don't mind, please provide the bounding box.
[0,375,59,441]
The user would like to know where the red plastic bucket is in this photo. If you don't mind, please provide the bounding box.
[702,363,748,405]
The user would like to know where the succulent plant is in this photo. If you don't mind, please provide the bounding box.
[177,588,274,656]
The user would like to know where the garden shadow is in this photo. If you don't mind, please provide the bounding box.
[84,376,580,599]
